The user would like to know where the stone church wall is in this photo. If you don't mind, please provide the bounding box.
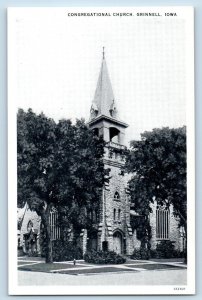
[149,201,182,251]
[101,163,133,255]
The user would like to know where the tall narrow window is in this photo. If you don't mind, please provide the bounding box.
[118,209,121,220]
[49,208,60,240]
[156,207,169,240]
[113,209,116,221]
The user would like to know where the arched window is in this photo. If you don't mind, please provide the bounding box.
[114,191,120,201]
[49,208,60,240]
[156,207,170,240]
[118,209,121,220]
[27,220,33,231]
[109,127,120,143]
[113,209,116,221]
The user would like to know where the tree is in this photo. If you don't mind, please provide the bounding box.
[125,127,187,257]
[17,109,106,263]
[53,118,106,243]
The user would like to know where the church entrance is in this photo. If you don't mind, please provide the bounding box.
[113,231,123,254]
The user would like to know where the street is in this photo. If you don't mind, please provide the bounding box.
[18,268,186,286]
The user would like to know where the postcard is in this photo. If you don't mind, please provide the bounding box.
[8,6,195,295]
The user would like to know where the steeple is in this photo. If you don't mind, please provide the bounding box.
[88,49,128,145]
[90,49,118,120]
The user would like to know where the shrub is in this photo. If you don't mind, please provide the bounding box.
[156,240,176,258]
[150,240,184,259]
[84,250,126,264]
[131,249,141,260]
[140,248,150,260]
[27,250,39,257]
[52,240,83,262]
[17,246,25,257]
[172,250,184,259]
[131,248,149,260]
[149,249,158,258]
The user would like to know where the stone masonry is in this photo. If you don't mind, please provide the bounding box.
[149,202,183,251]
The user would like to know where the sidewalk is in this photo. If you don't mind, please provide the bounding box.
[18,268,187,286]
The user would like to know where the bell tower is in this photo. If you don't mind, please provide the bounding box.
[87,49,133,255]
[89,47,128,145]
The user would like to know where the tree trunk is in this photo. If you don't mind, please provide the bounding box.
[140,216,151,259]
[41,206,53,263]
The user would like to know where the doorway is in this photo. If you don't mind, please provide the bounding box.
[113,231,123,254]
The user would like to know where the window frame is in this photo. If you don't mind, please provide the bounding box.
[156,207,170,240]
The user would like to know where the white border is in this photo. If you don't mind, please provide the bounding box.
[8,6,195,295]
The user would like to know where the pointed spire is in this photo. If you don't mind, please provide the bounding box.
[90,49,118,120]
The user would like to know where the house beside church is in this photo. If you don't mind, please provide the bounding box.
[19,51,184,256]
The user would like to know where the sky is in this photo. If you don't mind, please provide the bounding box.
[8,7,192,145]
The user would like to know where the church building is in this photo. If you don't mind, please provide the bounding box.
[19,50,184,257]
[81,48,133,255]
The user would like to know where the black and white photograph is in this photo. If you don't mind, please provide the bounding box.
[8,7,195,295]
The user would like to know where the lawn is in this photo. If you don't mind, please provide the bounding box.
[125,260,149,265]
[18,262,86,272]
[18,257,186,275]
[57,267,137,275]
[130,264,183,270]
